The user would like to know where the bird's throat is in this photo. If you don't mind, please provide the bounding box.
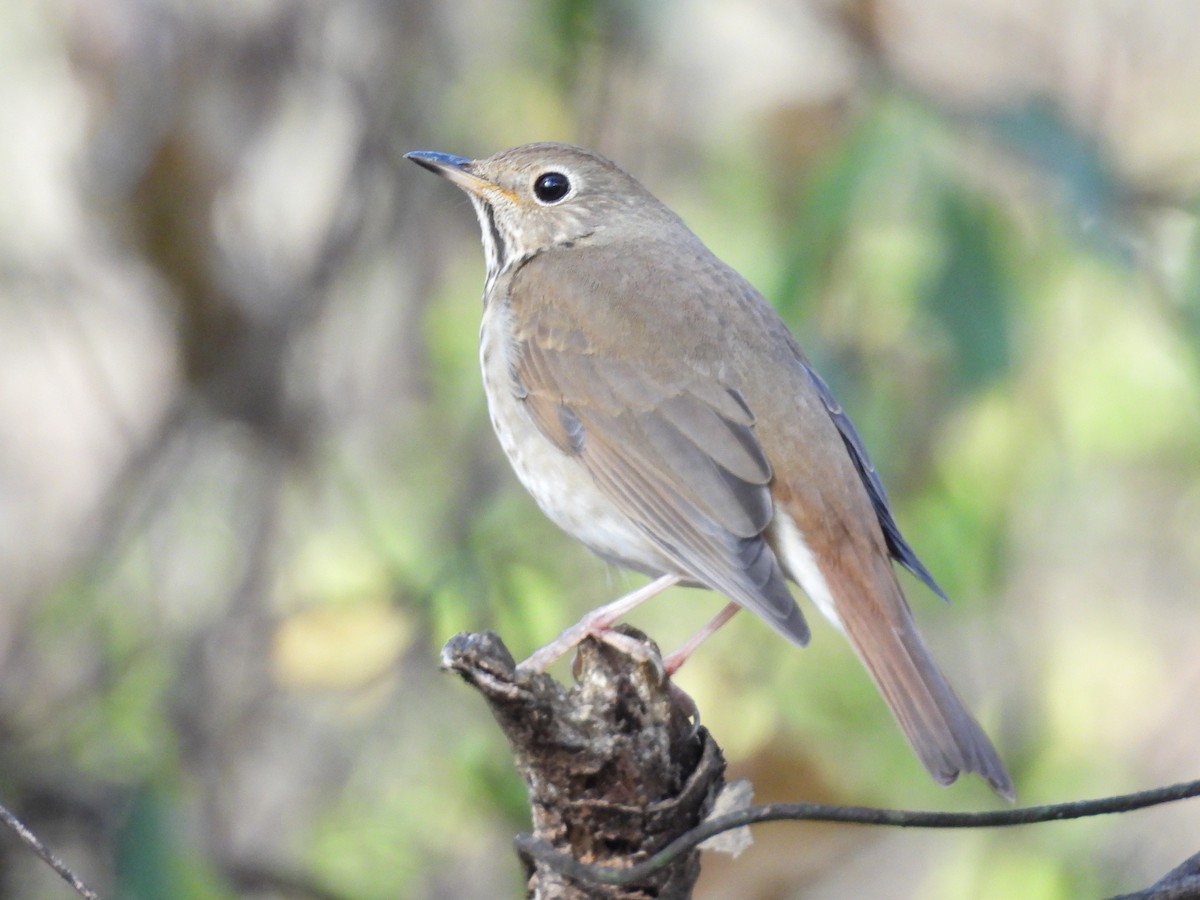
[471,198,508,300]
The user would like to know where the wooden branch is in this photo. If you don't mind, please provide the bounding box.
[441,629,726,899]
[0,801,98,899]
[1109,850,1200,900]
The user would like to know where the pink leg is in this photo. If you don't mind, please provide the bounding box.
[518,574,682,673]
[662,601,741,675]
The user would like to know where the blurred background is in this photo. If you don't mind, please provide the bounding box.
[2,0,1199,896]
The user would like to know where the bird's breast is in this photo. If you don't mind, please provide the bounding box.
[478,300,676,576]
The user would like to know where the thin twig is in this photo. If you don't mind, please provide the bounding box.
[0,800,100,899]
[516,777,1200,887]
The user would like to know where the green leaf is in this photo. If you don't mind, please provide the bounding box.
[924,188,1013,392]
[114,786,232,899]
[115,788,177,900]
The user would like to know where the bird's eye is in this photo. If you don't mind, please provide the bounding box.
[533,171,571,204]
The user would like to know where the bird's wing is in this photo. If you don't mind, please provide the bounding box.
[800,364,948,601]
[506,256,810,645]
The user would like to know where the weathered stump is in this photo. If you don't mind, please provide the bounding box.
[441,629,726,899]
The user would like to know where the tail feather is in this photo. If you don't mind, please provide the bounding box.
[835,557,1014,800]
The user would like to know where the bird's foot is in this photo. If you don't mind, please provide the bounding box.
[516,574,681,674]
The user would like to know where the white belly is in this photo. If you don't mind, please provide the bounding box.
[478,303,676,575]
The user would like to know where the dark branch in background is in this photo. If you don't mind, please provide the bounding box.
[1109,850,1200,900]
[516,777,1200,889]
[0,801,99,900]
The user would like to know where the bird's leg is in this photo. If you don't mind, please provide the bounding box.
[662,601,741,675]
[517,574,681,674]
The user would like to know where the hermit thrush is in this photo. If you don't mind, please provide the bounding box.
[407,143,1013,799]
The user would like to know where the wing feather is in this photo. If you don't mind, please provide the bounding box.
[801,364,948,602]
[514,315,810,645]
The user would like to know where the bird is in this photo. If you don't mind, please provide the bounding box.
[406,142,1013,799]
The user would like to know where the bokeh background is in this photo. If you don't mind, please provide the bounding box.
[3,0,1200,897]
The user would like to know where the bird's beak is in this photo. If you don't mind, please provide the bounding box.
[405,150,513,202]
